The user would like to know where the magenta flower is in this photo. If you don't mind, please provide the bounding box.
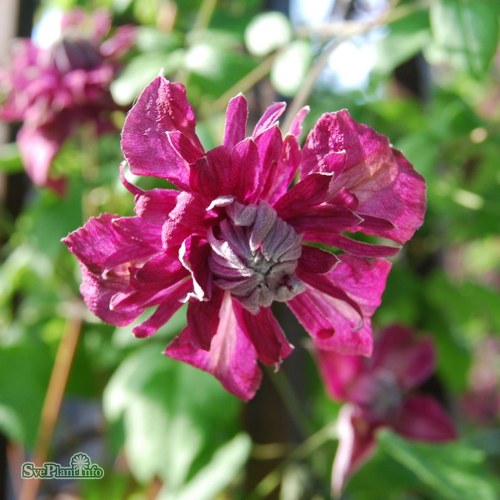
[316,324,457,495]
[63,76,425,400]
[0,8,134,193]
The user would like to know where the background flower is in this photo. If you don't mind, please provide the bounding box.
[0,8,134,193]
[316,324,457,495]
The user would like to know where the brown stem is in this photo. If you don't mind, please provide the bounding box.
[19,317,82,500]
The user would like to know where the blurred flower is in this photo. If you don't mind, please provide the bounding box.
[63,76,425,400]
[0,8,134,193]
[317,324,457,495]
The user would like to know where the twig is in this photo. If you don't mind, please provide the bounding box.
[19,316,83,500]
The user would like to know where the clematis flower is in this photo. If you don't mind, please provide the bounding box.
[0,8,134,193]
[316,324,457,495]
[63,76,425,400]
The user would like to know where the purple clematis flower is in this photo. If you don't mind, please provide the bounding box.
[316,324,457,495]
[0,8,134,193]
[63,76,425,400]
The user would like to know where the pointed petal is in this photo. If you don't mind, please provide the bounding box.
[165,293,262,400]
[121,76,204,189]
[287,205,363,234]
[253,101,286,137]
[332,404,378,496]
[234,303,293,365]
[132,280,191,338]
[373,325,436,390]
[274,172,334,220]
[266,135,302,205]
[302,232,400,258]
[393,395,457,442]
[287,105,310,139]
[185,287,224,349]
[223,94,248,148]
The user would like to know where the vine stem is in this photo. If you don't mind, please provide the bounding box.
[19,317,82,500]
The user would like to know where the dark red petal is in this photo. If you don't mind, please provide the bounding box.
[165,293,262,401]
[315,348,363,400]
[186,287,224,349]
[253,101,286,137]
[287,205,363,234]
[234,302,293,365]
[274,172,334,220]
[393,395,457,442]
[372,325,436,390]
[179,235,212,300]
[223,94,248,148]
[298,246,340,275]
[121,76,204,189]
[132,280,192,338]
[302,232,400,258]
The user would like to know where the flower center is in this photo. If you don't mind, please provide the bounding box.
[208,200,304,313]
[50,38,103,73]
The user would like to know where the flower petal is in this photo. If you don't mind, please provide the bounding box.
[179,235,213,300]
[393,395,457,442]
[332,404,378,496]
[372,325,436,390]
[234,302,293,365]
[287,105,310,139]
[165,293,262,400]
[315,348,363,400]
[288,256,391,356]
[132,280,191,338]
[185,286,224,349]
[223,93,248,148]
[121,76,204,189]
[253,101,286,137]
[287,205,363,235]
[302,110,426,243]
[18,124,68,194]
[274,172,334,220]
[298,246,340,275]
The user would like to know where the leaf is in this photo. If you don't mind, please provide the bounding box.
[103,344,242,489]
[0,339,52,445]
[0,143,23,173]
[244,12,292,57]
[430,0,499,78]
[374,9,431,75]
[378,430,498,500]
[271,40,313,97]
[159,434,251,500]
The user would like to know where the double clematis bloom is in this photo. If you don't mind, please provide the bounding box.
[63,76,425,400]
[317,324,457,495]
[0,8,134,193]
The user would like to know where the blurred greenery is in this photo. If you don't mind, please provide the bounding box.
[1,0,499,498]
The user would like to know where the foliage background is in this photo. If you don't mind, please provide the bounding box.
[0,0,499,498]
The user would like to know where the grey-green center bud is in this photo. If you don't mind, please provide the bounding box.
[208,200,305,314]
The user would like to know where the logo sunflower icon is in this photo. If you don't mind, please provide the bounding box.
[70,452,91,476]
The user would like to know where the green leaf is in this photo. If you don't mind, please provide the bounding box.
[378,430,498,500]
[103,344,242,489]
[159,434,251,500]
[0,339,52,445]
[0,143,23,173]
[374,9,431,75]
[244,12,292,57]
[430,0,499,78]
[271,40,313,97]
